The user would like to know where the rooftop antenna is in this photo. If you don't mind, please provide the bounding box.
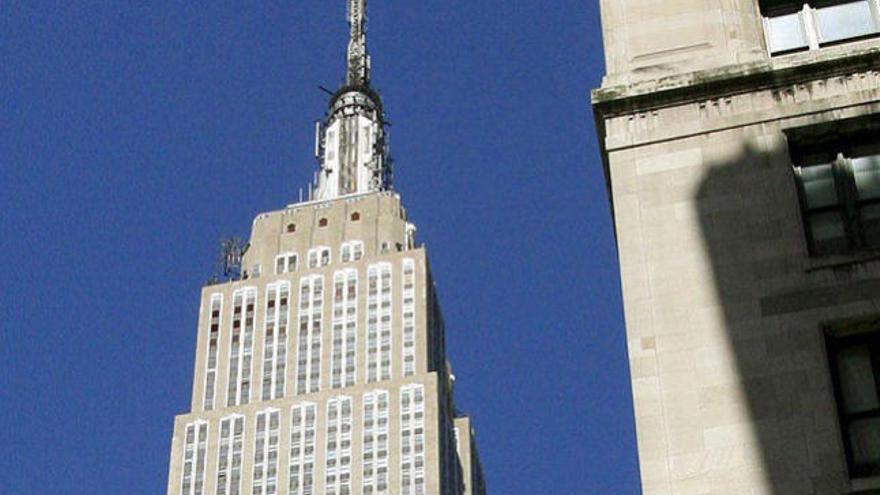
[346,0,370,87]
[216,237,247,281]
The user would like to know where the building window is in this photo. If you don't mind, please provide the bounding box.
[253,409,280,495]
[400,385,425,495]
[363,390,390,495]
[826,320,880,478]
[290,403,317,495]
[366,263,393,383]
[351,212,361,221]
[276,253,298,275]
[319,218,328,228]
[308,247,332,269]
[262,282,290,401]
[203,294,222,411]
[287,223,297,234]
[332,269,358,389]
[180,420,208,495]
[296,275,324,395]
[217,415,244,495]
[761,0,880,55]
[402,260,417,377]
[794,151,880,255]
[341,241,365,263]
[227,288,257,407]
[325,396,353,495]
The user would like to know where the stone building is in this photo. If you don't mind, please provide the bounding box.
[165,2,486,495]
[592,1,880,494]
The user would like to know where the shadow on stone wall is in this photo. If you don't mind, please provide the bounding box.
[692,141,852,494]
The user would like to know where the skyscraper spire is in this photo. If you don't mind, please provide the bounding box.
[313,0,390,201]
[346,0,370,87]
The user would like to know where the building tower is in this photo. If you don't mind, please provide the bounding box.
[592,1,880,494]
[165,3,487,495]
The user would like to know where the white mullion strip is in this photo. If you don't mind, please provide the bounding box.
[380,264,393,381]
[343,269,358,387]
[204,294,223,410]
[401,259,416,377]
[332,272,346,389]
[296,278,311,395]
[227,292,244,407]
[400,387,413,495]
[276,283,289,399]
[239,289,257,405]
[310,277,324,393]
[181,420,209,495]
[263,285,278,401]
[366,266,380,383]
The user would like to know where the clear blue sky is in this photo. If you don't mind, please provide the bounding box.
[0,1,639,493]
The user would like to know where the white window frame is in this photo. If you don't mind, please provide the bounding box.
[341,240,365,263]
[308,247,331,269]
[762,0,880,55]
[203,293,223,411]
[276,252,298,275]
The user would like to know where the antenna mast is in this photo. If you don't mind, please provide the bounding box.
[347,0,370,87]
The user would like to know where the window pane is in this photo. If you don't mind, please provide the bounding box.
[861,203,880,248]
[849,418,880,466]
[837,344,880,414]
[766,13,808,53]
[799,164,839,209]
[815,0,878,43]
[854,154,880,200]
[809,211,849,254]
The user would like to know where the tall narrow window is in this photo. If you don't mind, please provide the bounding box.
[180,420,208,495]
[332,269,358,389]
[827,324,880,478]
[252,409,281,495]
[296,276,324,395]
[204,294,223,410]
[217,415,244,495]
[402,260,416,377]
[325,396,353,495]
[400,385,425,495]
[289,402,317,495]
[227,288,257,407]
[363,390,390,495]
[262,282,290,401]
[366,263,393,382]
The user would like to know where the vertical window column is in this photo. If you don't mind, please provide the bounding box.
[297,276,324,395]
[289,403,317,495]
[252,409,280,495]
[228,288,257,407]
[217,415,244,495]
[366,263,392,383]
[400,385,425,495]
[204,294,222,410]
[332,269,359,389]
[180,420,208,495]
[263,282,291,401]
[325,396,353,495]
[402,260,416,377]
[363,390,390,495]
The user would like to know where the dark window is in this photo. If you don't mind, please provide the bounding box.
[787,116,880,256]
[826,320,880,478]
[351,212,361,221]
[287,223,296,233]
[319,218,328,228]
[795,152,880,255]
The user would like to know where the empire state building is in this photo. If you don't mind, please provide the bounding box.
[165,2,487,495]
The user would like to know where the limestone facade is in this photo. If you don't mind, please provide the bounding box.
[593,1,880,494]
